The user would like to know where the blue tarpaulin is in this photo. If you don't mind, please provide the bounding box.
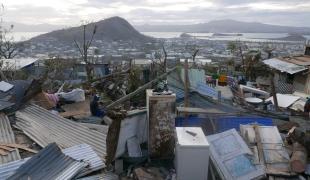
[216,116,273,132]
[176,116,273,134]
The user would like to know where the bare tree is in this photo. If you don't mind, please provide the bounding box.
[227,41,247,74]
[0,24,19,59]
[0,4,20,59]
[0,5,23,81]
[74,23,97,82]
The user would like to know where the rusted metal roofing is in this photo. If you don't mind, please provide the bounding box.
[279,55,310,66]
[0,114,21,164]
[7,143,87,180]
[263,58,307,74]
[15,105,106,162]
[0,144,105,179]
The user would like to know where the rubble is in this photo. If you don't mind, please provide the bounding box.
[0,52,308,180]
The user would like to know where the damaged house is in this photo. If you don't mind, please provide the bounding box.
[263,46,310,95]
[261,46,310,111]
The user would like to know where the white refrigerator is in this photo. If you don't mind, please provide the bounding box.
[175,127,210,180]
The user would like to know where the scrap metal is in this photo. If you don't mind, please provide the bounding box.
[15,105,107,162]
[7,143,88,180]
[0,144,105,179]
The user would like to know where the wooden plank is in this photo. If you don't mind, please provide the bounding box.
[60,110,89,118]
[0,149,9,156]
[176,107,226,114]
[0,145,15,152]
[0,143,38,154]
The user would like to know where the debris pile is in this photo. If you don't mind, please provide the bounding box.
[0,57,308,180]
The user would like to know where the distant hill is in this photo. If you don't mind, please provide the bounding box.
[135,19,310,34]
[4,22,65,32]
[29,16,154,44]
[271,34,307,41]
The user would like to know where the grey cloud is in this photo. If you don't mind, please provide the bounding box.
[3,0,310,27]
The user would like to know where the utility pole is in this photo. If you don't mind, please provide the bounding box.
[184,58,190,121]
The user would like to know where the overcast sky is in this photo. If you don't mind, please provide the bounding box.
[2,0,310,27]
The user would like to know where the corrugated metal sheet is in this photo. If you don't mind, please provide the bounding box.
[0,114,21,164]
[263,58,307,74]
[63,144,105,177]
[0,144,105,179]
[0,100,15,111]
[15,105,106,162]
[116,111,147,158]
[168,86,185,101]
[7,143,88,180]
[196,82,218,99]
[1,58,38,70]
[0,158,27,179]
[0,80,31,112]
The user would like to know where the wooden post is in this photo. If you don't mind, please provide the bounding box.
[184,58,190,120]
[106,111,126,165]
[270,71,279,111]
